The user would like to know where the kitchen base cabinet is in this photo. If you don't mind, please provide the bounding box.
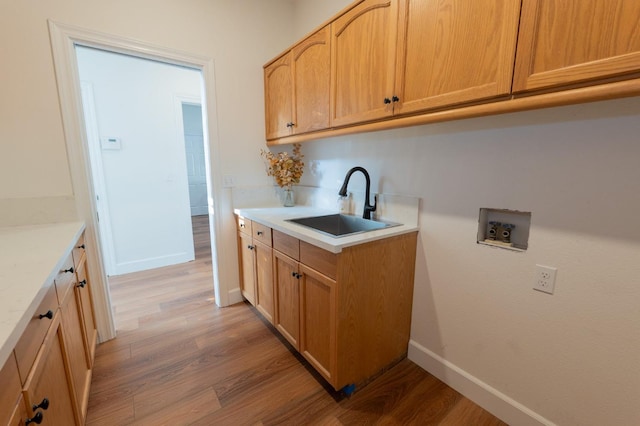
[269,228,418,391]
[237,215,276,321]
[2,228,94,426]
[22,312,79,425]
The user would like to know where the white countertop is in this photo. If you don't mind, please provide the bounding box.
[234,206,419,253]
[0,221,85,368]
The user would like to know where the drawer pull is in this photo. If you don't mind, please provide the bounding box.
[77,280,87,288]
[247,245,255,250]
[77,243,85,249]
[33,398,49,411]
[62,267,74,274]
[26,412,43,425]
[291,272,301,279]
[39,310,53,320]
[257,231,264,236]
[240,223,245,228]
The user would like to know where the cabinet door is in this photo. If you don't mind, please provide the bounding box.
[331,0,398,126]
[299,264,336,385]
[76,262,97,367]
[238,232,257,305]
[23,314,78,426]
[7,394,29,426]
[254,241,274,324]
[0,354,22,425]
[292,25,331,135]
[264,53,294,140]
[394,0,520,115]
[60,286,91,421]
[513,0,640,93]
[273,250,300,349]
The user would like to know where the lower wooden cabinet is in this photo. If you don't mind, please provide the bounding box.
[2,230,97,426]
[237,215,417,391]
[22,312,78,425]
[237,215,275,323]
[271,228,418,391]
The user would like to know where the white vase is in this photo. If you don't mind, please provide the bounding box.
[283,188,294,207]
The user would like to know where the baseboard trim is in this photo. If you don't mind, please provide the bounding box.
[407,340,554,426]
[113,253,195,275]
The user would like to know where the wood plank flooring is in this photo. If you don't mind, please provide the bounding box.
[86,215,507,425]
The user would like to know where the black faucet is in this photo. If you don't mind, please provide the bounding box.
[338,166,377,220]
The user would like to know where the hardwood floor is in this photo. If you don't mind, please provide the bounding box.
[86,215,506,425]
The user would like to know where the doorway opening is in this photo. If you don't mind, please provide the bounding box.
[76,46,205,277]
[48,21,226,341]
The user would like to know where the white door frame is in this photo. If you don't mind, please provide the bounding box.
[79,81,118,275]
[48,21,228,342]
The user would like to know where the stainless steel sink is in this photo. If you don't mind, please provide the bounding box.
[286,214,400,237]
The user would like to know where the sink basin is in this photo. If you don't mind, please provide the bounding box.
[287,214,400,238]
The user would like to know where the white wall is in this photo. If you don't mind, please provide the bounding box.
[293,1,640,425]
[0,0,295,315]
[76,47,197,275]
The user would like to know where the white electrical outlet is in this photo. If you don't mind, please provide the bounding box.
[534,265,557,294]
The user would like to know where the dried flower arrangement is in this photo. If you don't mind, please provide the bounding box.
[260,143,304,189]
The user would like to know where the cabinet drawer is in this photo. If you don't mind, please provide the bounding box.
[300,241,338,280]
[0,353,22,425]
[54,254,77,304]
[253,223,272,247]
[72,232,86,268]
[237,216,252,235]
[14,284,58,384]
[273,230,299,260]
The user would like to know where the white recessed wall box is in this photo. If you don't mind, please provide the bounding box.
[477,208,531,251]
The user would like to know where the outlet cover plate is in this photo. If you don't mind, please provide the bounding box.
[534,265,557,294]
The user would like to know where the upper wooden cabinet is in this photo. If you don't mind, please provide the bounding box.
[513,0,640,93]
[265,26,331,140]
[331,0,398,126]
[293,26,331,134]
[264,0,640,144]
[394,0,521,114]
[264,54,293,140]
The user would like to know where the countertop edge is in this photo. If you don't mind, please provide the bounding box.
[0,221,85,369]
[234,207,419,253]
